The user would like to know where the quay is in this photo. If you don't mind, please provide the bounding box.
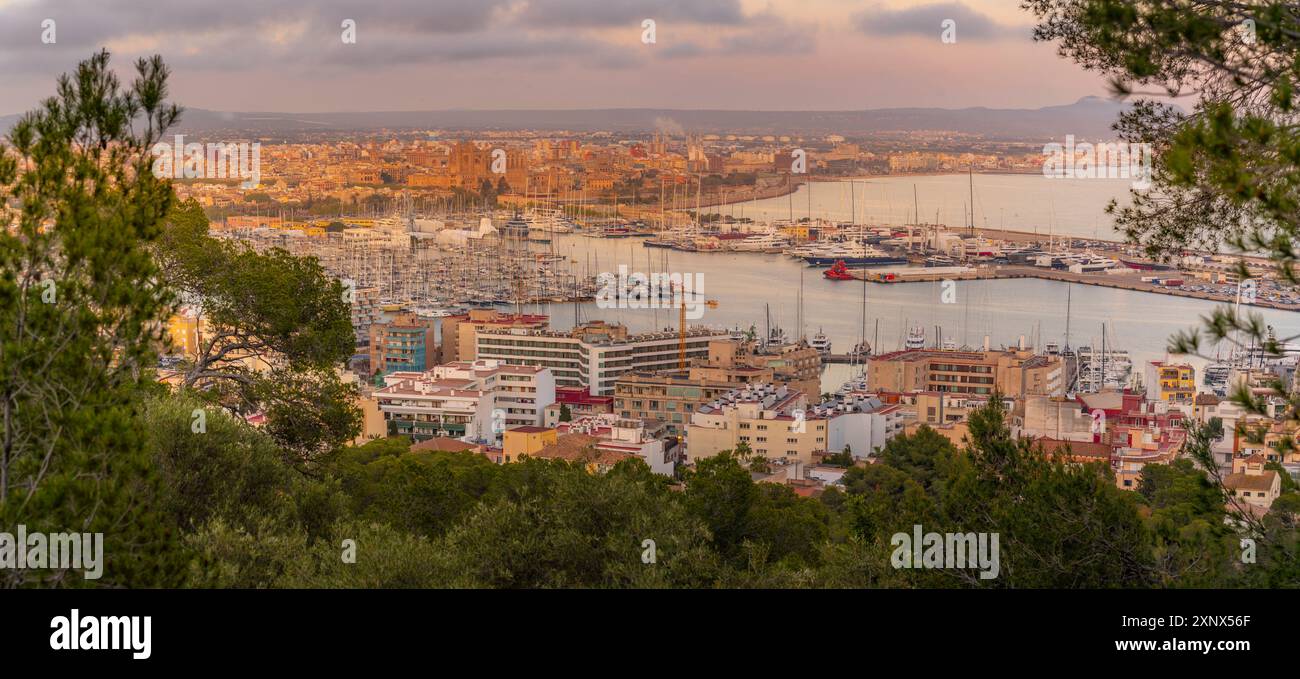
[844,265,1300,312]
[822,353,871,364]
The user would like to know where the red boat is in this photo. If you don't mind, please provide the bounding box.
[823,260,855,280]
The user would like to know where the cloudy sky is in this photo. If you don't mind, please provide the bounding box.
[0,0,1109,114]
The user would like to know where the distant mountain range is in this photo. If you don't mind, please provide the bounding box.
[1,97,1136,140]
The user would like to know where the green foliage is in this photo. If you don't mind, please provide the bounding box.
[141,391,1300,588]
[683,453,760,560]
[824,446,854,467]
[144,394,345,539]
[324,438,497,539]
[428,458,723,588]
[281,521,443,588]
[12,49,1298,590]
[157,197,359,466]
[1138,459,1240,586]
[823,402,1158,588]
[0,51,187,587]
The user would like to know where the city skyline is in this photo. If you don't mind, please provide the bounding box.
[0,0,1113,113]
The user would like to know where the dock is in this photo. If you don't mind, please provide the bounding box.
[844,265,1300,311]
[822,353,871,364]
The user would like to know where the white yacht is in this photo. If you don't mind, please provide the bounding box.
[525,208,574,233]
[731,232,791,252]
[810,329,832,355]
[1074,345,1134,393]
[905,324,926,350]
[1202,362,1231,396]
[801,242,910,267]
[837,372,870,396]
[783,241,827,258]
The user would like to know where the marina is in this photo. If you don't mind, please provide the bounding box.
[212,172,1300,398]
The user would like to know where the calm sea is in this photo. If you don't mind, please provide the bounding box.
[721,173,1134,239]
[509,175,1299,393]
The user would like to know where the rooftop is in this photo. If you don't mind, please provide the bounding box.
[1224,470,1279,492]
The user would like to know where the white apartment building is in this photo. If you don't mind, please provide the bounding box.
[817,396,905,459]
[373,359,555,443]
[476,324,730,395]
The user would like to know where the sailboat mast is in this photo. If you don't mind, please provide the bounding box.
[968,166,975,234]
[1065,284,1072,351]
[850,180,856,226]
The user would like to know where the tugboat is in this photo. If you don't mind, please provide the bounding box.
[823,260,856,280]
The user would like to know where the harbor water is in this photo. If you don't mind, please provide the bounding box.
[509,174,1300,394]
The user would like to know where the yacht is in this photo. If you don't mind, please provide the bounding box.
[1074,345,1134,393]
[526,208,574,234]
[905,324,926,350]
[810,329,832,355]
[783,241,826,258]
[1202,362,1231,396]
[802,242,909,267]
[1066,253,1119,273]
[413,306,458,319]
[837,373,870,396]
[731,232,791,252]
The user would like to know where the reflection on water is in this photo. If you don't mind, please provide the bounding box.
[519,232,1300,394]
[721,173,1135,240]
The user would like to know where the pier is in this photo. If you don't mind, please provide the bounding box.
[844,265,1300,312]
[821,353,871,364]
